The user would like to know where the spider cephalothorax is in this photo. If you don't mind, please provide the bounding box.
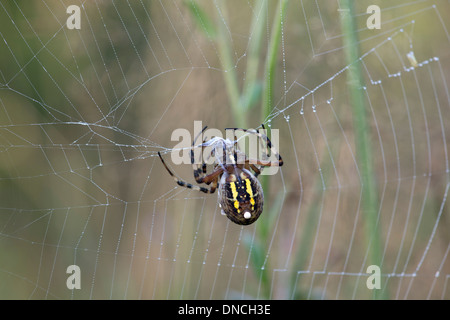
[158,125,282,225]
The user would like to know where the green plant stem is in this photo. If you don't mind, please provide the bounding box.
[216,1,246,128]
[340,0,386,299]
[260,0,288,218]
[249,0,288,299]
[262,0,288,124]
[289,155,333,299]
[242,0,267,111]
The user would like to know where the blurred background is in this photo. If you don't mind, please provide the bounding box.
[0,0,449,299]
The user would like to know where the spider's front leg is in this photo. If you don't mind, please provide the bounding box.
[158,151,215,194]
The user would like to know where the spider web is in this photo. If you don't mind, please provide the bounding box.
[0,0,449,300]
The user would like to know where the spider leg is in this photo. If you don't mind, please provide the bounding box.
[191,126,209,183]
[226,125,283,167]
[158,151,216,194]
[249,163,262,177]
[198,145,215,184]
[246,158,283,167]
[208,176,219,194]
[193,125,208,145]
[258,124,283,165]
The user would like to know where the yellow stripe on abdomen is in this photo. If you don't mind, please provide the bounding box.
[245,179,255,209]
[230,182,240,211]
[230,181,238,199]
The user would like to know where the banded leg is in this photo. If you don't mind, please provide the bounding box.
[191,125,209,183]
[225,124,283,167]
[249,163,262,177]
[158,151,220,194]
[246,158,283,167]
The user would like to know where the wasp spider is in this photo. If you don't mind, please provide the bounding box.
[158,125,283,225]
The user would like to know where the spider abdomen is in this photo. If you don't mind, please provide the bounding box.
[218,169,264,225]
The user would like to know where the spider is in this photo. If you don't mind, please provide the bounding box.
[157,124,283,225]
